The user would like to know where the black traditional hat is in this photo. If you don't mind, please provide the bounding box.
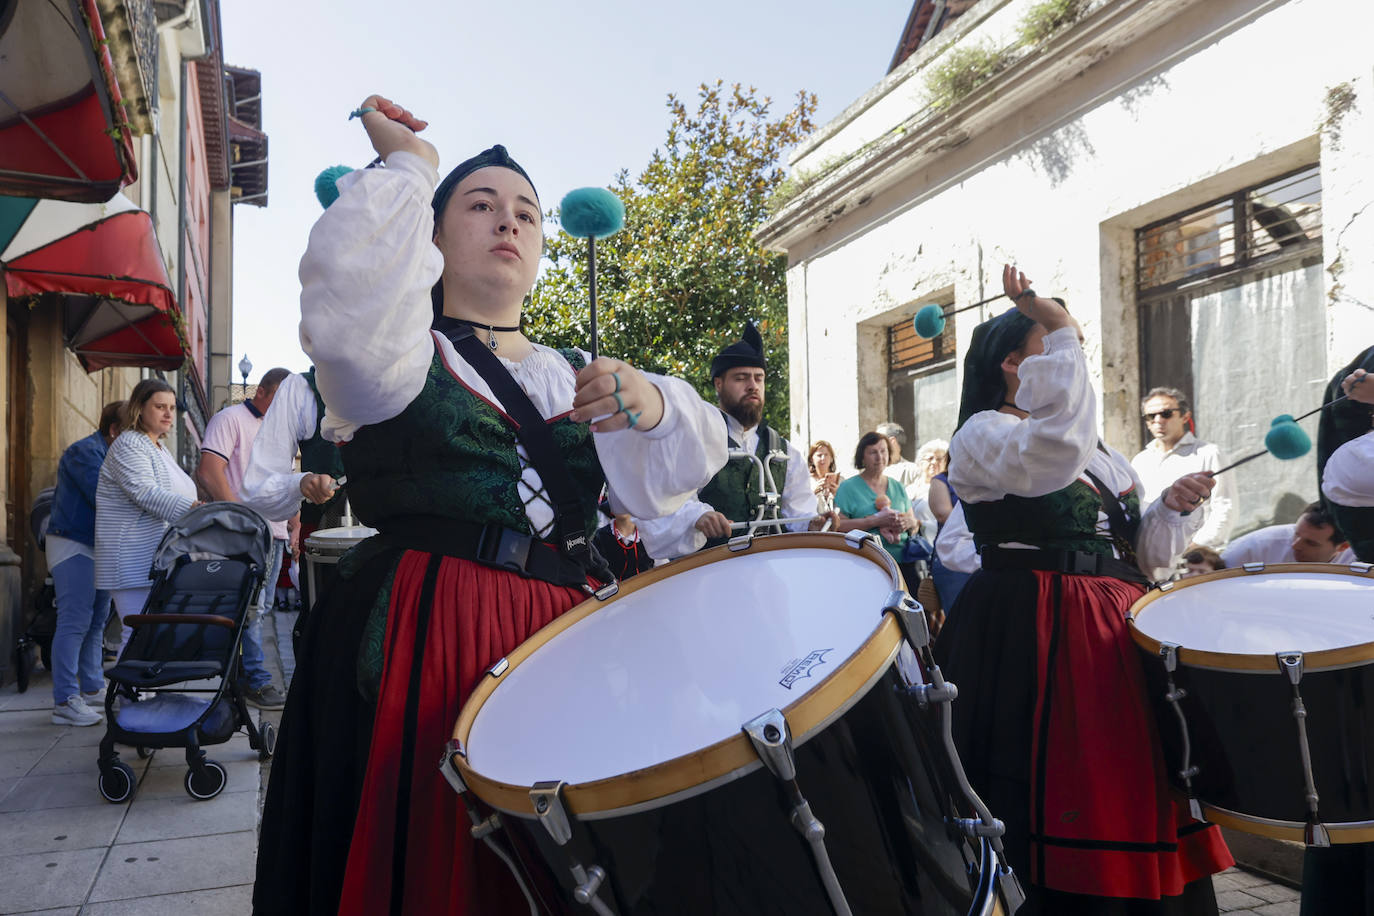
[956,307,1036,430]
[711,321,768,378]
[431,145,540,321]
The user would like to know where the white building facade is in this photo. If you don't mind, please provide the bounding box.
[758,0,1374,535]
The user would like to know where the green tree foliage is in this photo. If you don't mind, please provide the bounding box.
[529,81,817,433]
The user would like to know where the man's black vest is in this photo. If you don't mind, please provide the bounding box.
[697,412,789,548]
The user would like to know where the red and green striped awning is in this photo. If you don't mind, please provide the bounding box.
[1,193,183,372]
[0,0,138,202]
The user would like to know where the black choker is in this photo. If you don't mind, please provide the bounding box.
[455,318,520,351]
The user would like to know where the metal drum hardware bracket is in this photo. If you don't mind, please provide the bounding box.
[1276,652,1330,847]
[530,781,618,915]
[1159,643,1206,823]
[843,529,874,550]
[887,592,931,650]
[913,661,1025,912]
[440,740,539,915]
[744,709,854,916]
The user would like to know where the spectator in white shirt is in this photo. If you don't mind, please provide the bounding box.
[1130,387,1235,549]
[1221,501,1354,567]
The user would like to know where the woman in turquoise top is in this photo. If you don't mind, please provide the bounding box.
[834,430,920,590]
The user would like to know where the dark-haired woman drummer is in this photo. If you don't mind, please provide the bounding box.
[934,266,1233,914]
[252,96,725,915]
[1302,353,1374,915]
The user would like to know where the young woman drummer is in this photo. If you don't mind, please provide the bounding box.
[933,265,1233,915]
[252,95,726,915]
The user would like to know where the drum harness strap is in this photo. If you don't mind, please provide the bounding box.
[384,319,615,593]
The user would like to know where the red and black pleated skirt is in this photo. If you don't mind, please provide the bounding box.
[253,546,586,915]
[933,566,1232,915]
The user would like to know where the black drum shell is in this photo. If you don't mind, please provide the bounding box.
[1140,655,1374,828]
[492,661,992,915]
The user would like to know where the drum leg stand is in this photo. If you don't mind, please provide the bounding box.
[440,740,543,916]
[1277,652,1332,847]
[743,708,853,916]
[1158,643,1207,823]
[889,594,1027,914]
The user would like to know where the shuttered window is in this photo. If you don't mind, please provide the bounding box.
[1136,164,1321,293]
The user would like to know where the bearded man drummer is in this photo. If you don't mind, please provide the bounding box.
[638,322,828,557]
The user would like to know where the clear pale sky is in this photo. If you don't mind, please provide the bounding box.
[223,0,914,377]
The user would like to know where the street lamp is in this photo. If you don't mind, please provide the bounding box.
[238,354,253,402]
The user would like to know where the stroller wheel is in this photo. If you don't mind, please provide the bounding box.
[98,762,137,804]
[258,721,277,761]
[136,747,153,759]
[185,760,227,800]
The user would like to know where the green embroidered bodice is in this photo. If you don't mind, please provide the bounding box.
[963,477,1141,558]
[697,414,790,546]
[340,346,604,538]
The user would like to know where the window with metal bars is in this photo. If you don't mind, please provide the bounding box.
[1136,164,1322,293]
[889,308,955,374]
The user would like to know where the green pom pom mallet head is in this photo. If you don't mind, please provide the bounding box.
[314,165,354,209]
[559,187,626,360]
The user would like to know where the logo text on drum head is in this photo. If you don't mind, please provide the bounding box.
[779,649,833,690]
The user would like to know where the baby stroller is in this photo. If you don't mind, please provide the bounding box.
[96,503,278,803]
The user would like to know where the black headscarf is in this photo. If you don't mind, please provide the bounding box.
[710,321,768,378]
[430,144,539,322]
[956,307,1037,430]
[1317,344,1374,503]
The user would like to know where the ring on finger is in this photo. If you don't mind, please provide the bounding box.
[611,371,621,394]
[623,409,641,429]
[349,107,377,120]
[612,391,626,413]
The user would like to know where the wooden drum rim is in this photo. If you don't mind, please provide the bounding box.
[449,532,904,819]
[1128,562,1374,672]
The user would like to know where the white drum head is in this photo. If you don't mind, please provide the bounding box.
[1131,566,1374,656]
[465,539,898,789]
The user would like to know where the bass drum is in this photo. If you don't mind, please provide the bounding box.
[1129,563,1374,844]
[446,532,1020,915]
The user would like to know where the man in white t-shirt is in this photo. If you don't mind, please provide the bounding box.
[196,368,292,709]
[1130,387,1234,549]
[1220,501,1354,567]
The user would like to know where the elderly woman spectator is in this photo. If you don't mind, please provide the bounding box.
[807,439,841,515]
[95,379,199,650]
[834,431,921,591]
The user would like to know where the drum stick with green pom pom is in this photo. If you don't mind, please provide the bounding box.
[1206,379,1364,479]
[559,188,626,360]
[1182,384,1367,518]
[911,292,1010,340]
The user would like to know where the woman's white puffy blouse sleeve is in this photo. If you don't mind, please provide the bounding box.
[949,327,1098,502]
[298,151,443,442]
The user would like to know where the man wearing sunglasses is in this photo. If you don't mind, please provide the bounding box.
[1130,387,1235,549]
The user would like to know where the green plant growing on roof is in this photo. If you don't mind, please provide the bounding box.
[924,42,1010,112]
[1017,0,1090,46]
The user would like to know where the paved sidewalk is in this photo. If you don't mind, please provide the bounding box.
[0,611,288,915]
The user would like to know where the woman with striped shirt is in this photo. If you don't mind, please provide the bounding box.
[95,378,200,648]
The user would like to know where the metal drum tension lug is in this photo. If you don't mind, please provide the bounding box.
[530,780,618,915]
[1158,643,1206,823]
[1276,652,1330,847]
[743,709,854,916]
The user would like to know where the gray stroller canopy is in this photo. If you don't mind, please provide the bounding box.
[149,503,275,578]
